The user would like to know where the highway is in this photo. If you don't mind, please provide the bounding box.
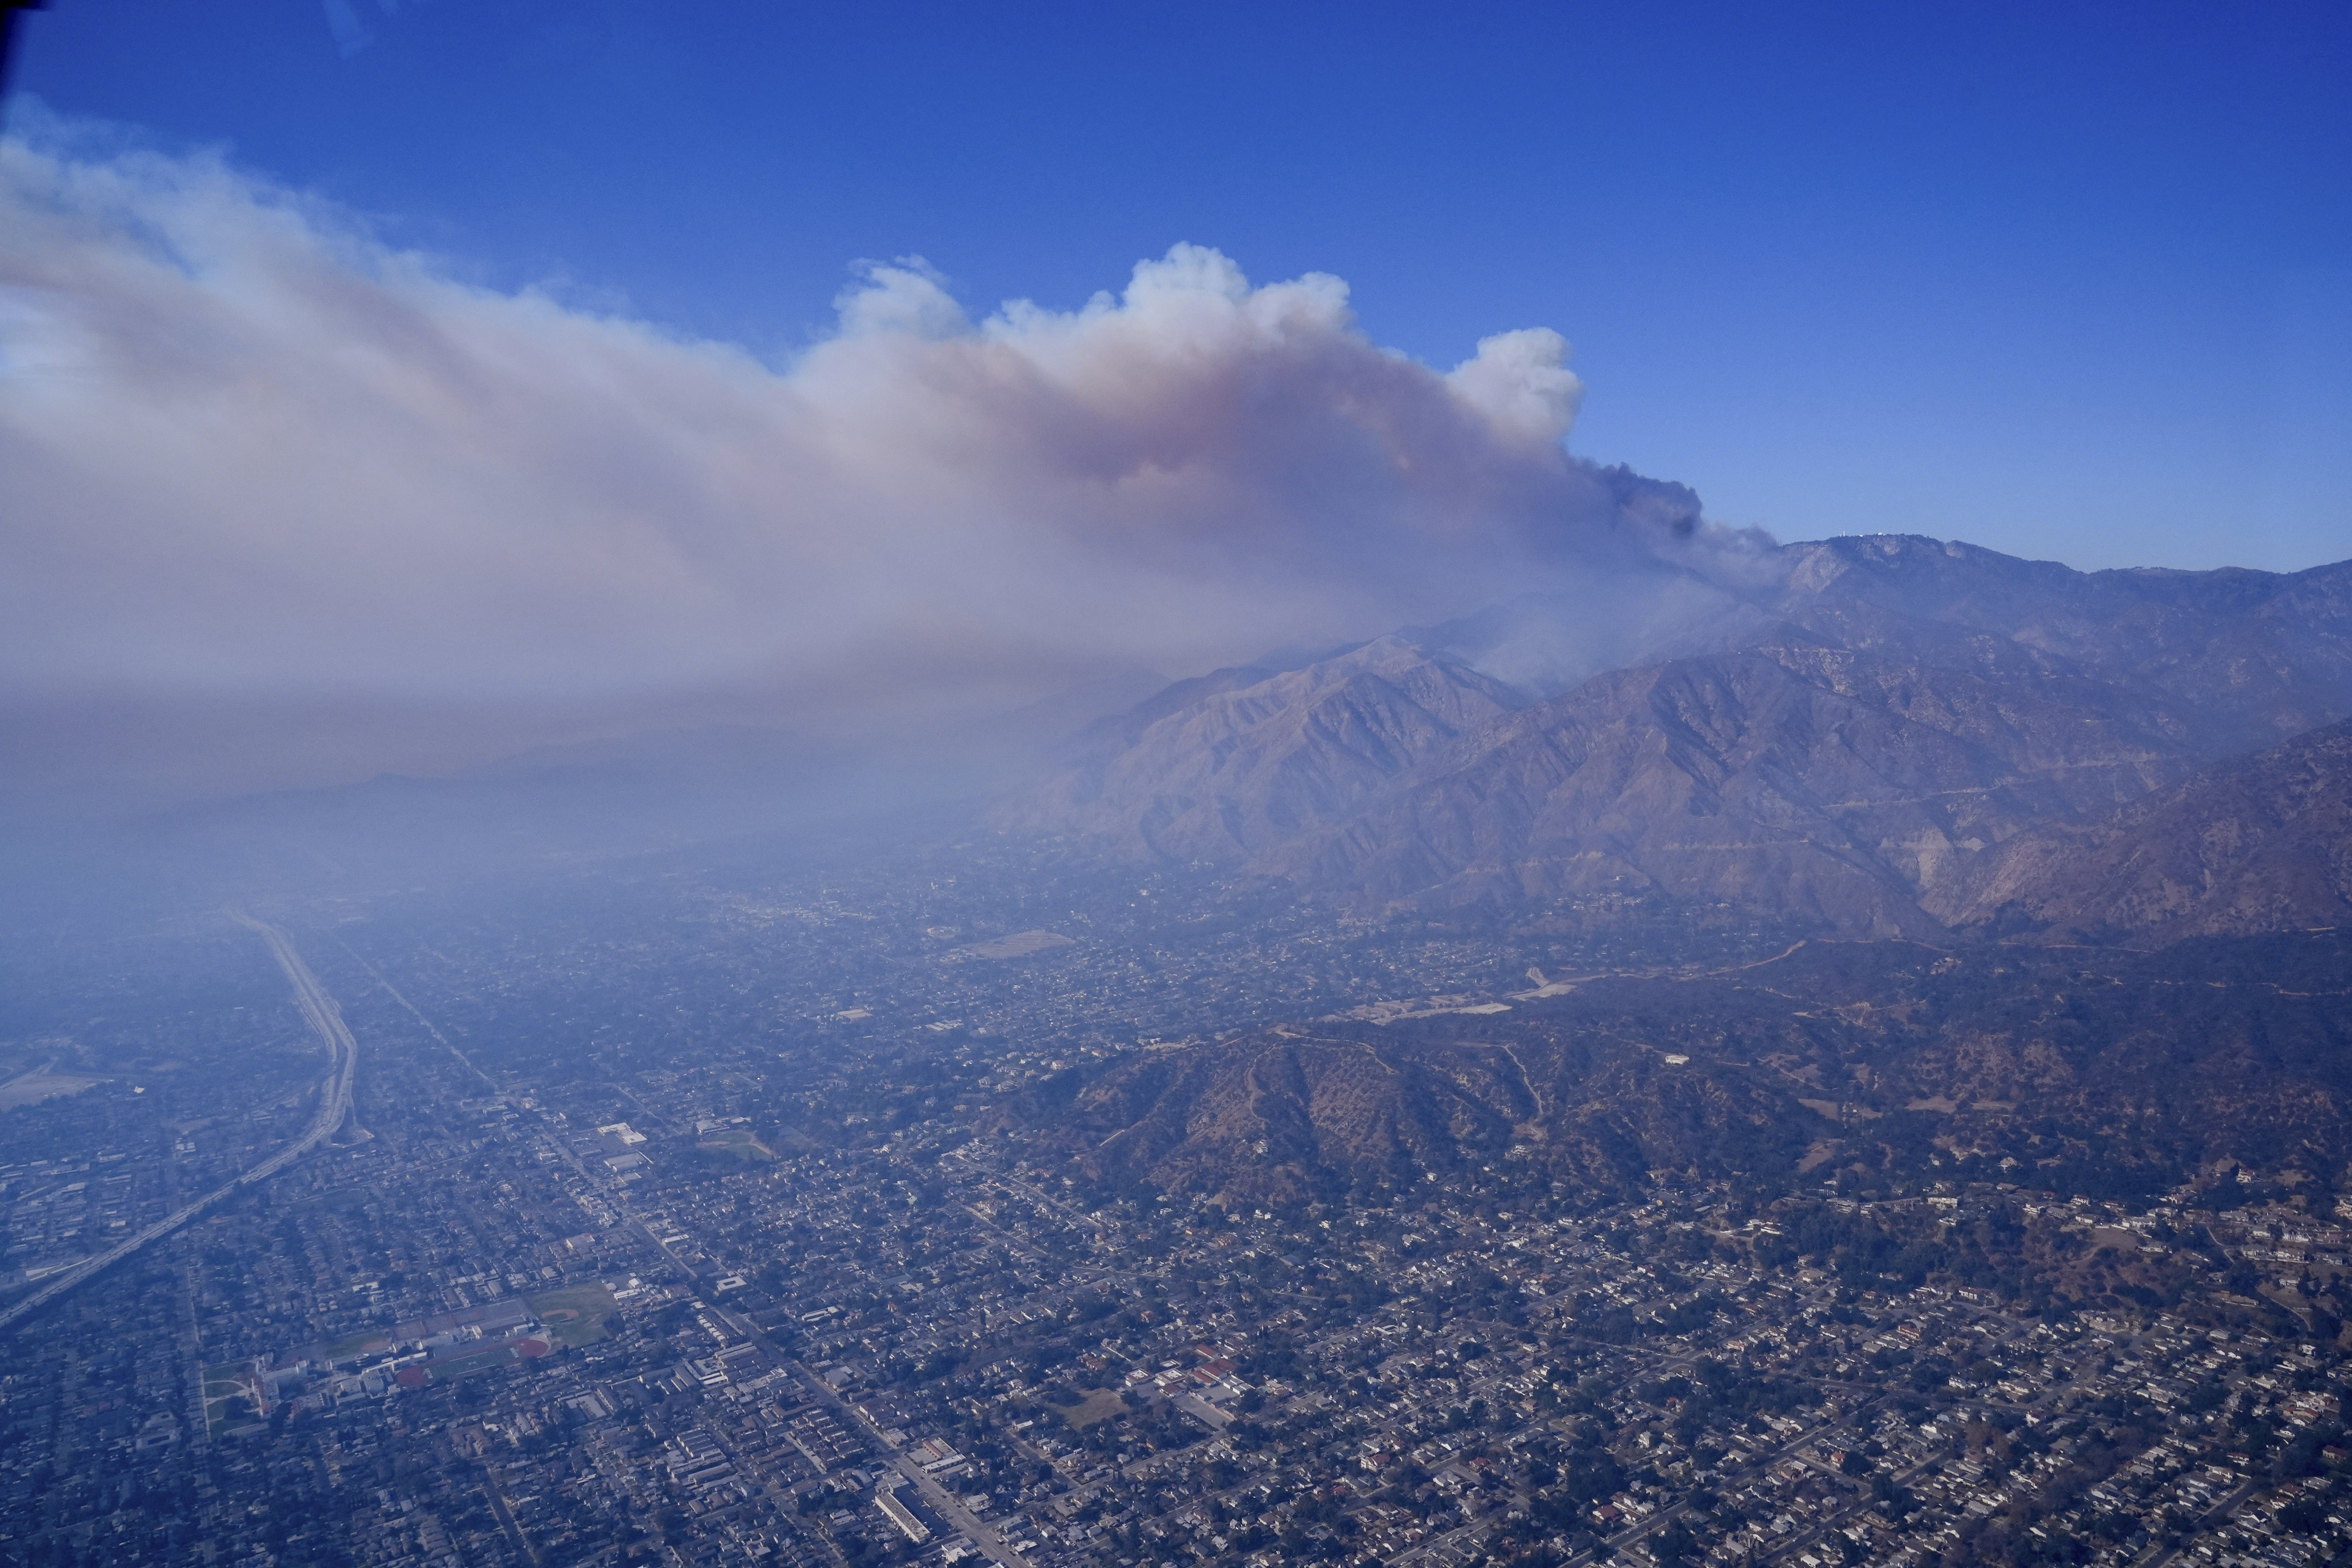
[0,912,359,1335]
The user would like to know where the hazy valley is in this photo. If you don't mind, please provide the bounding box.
[6,534,2352,1568]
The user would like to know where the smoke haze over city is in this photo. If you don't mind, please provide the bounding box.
[2,122,1755,804]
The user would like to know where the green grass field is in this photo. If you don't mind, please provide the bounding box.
[317,1327,395,1363]
[201,1360,264,1438]
[527,1281,619,1347]
[697,1127,775,1161]
[1054,1389,1130,1429]
[419,1341,528,1382]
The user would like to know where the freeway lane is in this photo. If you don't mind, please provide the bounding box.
[0,913,359,1336]
[227,912,361,1173]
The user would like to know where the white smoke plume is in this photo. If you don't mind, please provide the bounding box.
[0,118,1740,802]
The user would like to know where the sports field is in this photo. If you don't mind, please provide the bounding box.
[201,1360,265,1439]
[316,1326,396,1363]
[526,1281,618,1348]
[697,1126,775,1160]
[402,1335,554,1385]
[1054,1388,1129,1429]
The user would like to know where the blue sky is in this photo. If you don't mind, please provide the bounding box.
[16,0,2348,574]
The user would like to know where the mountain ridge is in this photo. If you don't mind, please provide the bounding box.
[997,930,2352,1212]
[1000,536,2352,942]
[1935,716,2352,944]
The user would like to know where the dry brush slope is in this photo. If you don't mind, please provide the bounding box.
[1009,1021,1823,1207]
[1931,717,2352,945]
[999,932,2352,1209]
[1005,540,2352,941]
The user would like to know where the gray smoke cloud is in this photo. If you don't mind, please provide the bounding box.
[0,120,1756,804]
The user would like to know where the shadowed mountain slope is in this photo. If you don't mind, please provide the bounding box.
[1933,716,2352,944]
[1005,539,2352,939]
[1259,643,2188,938]
[1001,635,1527,862]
